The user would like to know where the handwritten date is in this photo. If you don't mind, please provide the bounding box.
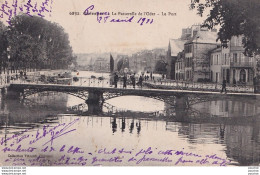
[83,5,153,26]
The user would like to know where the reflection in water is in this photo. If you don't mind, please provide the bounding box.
[0,91,259,166]
[121,117,125,132]
[194,99,260,118]
[224,123,260,166]
[130,118,134,134]
[137,121,141,135]
[111,116,117,133]
[220,124,225,141]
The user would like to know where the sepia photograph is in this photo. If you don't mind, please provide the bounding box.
[0,0,259,171]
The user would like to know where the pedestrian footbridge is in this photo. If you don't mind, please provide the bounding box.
[7,83,259,108]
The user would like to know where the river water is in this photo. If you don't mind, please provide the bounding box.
[0,71,259,166]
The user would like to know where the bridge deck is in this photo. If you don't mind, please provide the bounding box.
[9,83,260,98]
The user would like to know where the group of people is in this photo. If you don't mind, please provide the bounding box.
[114,72,259,93]
[10,71,27,81]
[114,73,144,89]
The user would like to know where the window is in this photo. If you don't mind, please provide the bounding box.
[240,69,246,82]
[185,45,192,53]
[234,37,238,46]
[233,53,237,62]
[216,55,219,65]
[238,37,243,46]
[241,53,244,62]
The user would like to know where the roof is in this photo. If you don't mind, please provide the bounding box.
[185,31,220,45]
[210,47,221,53]
[169,39,187,57]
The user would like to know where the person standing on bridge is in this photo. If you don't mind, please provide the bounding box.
[123,74,127,89]
[221,79,227,93]
[139,75,143,89]
[114,73,119,88]
[131,73,136,89]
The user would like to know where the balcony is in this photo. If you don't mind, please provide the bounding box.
[230,61,255,68]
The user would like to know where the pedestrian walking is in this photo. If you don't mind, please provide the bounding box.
[139,75,143,89]
[123,74,127,89]
[20,71,23,78]
[131,74,136,89]
[221,79,227,93]
[114,73,119,88]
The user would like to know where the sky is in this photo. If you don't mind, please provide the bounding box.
[0,0,209,54]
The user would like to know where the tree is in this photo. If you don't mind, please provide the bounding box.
[7,33,34,71]
[190,0,260,56]
[45,22,73,69]
[0,21,8,73]
[155,60,167,74]
[110,54,114,73]
[7,14,74,70]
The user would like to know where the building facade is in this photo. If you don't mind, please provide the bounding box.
[93,58,109,72]
[184,30,220,82]
[209,35,256,85]
[229,36,255,85]
[168,24,218,81]
[166,25,201,79]
[175,51,185,80]
[130,49,166,73]
[166,39,187,79]
[168,25,257,84]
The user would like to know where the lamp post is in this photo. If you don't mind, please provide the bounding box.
[6,49,10,84]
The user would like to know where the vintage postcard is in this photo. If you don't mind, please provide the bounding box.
[0,0,259,168]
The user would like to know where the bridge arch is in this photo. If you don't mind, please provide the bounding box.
[102,91,177,107]
[22,89,89,101]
